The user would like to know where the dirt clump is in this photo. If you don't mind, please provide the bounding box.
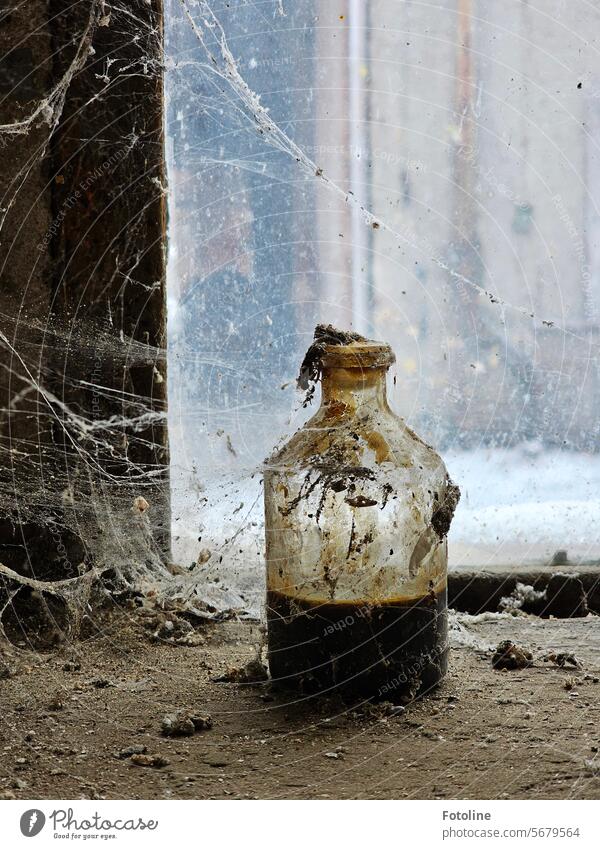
[544,652,582,669]
[0,659,17,679]
[355,701,406,719]
[297,324,367,391]
[115,745,147,760]
[161,710,213,737]
[215,658,268,684]
[130,753,169,769]
[492,640,533,670]
[47,692,65,711]
[142,610,195,643]
[431,481,461,539]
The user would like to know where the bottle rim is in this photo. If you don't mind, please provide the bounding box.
[320,341,395,370]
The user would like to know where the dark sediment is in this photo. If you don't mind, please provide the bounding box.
[267,588,448,702]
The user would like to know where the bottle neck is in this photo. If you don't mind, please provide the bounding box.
[320,366,390,413]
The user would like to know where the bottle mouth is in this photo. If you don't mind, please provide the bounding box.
[321,341,396,370]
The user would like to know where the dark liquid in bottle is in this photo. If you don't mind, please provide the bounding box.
[267,588,448,701]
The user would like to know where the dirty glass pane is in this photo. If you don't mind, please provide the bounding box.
[166,1,600,611]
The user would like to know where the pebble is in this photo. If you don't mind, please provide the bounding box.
[161,710,213,737]
[47,693,64,711]
[130,753,169,768]
[115,745,147,760]
[90,678,113,689]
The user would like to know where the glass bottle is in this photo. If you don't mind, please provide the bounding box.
[264,336,459,701]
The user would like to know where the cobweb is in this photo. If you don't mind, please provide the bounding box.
[0,0,175,645]
[1,0,600,646]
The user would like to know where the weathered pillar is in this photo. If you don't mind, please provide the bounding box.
[0,1,169,615]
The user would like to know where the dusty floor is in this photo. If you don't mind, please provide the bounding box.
[1,609,600,800]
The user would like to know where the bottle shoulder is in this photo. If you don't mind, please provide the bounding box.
[265,406,447,482]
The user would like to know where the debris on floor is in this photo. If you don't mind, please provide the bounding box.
[129,754,170,769]
[215,658,268,683]
[115,745,147,760]
[161,710,213,737]
[47,692,65,711]
[89,677,114,689]
[144,611,195,643]
[353,701,406,720]
[544,651,582,669]
[492,640,533,670]
[2,613,600,799]
[0,658,17,679]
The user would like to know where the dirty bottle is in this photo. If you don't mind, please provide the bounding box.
[264,326,460,701]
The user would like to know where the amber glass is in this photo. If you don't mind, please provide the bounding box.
[264,341,458,701]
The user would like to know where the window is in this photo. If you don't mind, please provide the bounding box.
[166,1,600,612]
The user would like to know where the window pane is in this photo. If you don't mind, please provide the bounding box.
[166,1,600,610]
